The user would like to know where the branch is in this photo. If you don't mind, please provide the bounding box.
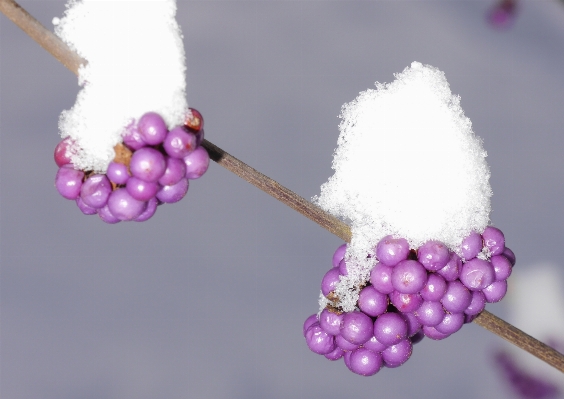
[2,0,562,374]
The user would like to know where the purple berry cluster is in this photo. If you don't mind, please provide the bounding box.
[303,227,515,376]
[54,108,209,223]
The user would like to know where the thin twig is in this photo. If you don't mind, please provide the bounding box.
[2,0,563,374]
[0,0,84,75]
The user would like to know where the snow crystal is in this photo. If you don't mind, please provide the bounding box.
[54,0,188,172]
[314,62,492,312]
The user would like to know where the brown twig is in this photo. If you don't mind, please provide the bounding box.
[2,0,563,374]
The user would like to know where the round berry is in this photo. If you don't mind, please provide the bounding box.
[420,273,447,302]
[389,291,423,313]
[437,252,462,282]
[502,247,516,266]
[414,301,445,327]
[483,280,508,303]
[319,308,343,336]
[304,322,335,355]
[303,314,318,337]
[422,325,450,340]
[460,258,495,291]
[363,336,388,352]
[324,346,345,361]
[130,147,166,183]
[382,339,412,368]
[460,231,483,260]
[370,263,394,294]
[373,312,408,347]
[418,240,450,271]
[184,107,204,132]
[376,235,410,266]
[134,197,159,222]
[156,178,189,204]
[80,174,112,209]
[358,286,388,317]
[391,259,428,294]
[335,334,359,351]
[107,161,130,185]
[464,290,486,316]
[482,226,505,256]
[163,127,197,159]
[54,137,73,167]
[55,165,84,200]
[348,348,383,376]
[321,268,340,296]
[491,255,512,281]
[98,204,120,224]
[441,280,472,313]
[184,146,210,180]
[340,311,374,345]
[138,112,167,145]
[76,197,97,215]
[107,188,147,221]
[435,312,464,335]
[332,243,347,268]
[126,177,160,201]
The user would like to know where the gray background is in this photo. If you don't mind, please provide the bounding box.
[1,1,564,398]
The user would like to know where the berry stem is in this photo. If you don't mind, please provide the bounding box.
[0,0,84,75]
[474,310,564,372]
[3,0,563,374]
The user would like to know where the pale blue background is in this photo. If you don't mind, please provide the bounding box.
[2,1,564,398]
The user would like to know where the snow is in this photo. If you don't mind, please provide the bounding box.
[54,0,188,172]
[314,62,492,312]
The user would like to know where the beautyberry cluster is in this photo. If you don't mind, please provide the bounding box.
[54,109,209,223]
[303,227,515,376]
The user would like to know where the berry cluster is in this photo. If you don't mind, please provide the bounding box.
[54,109,208,223]
[303,227,515,376]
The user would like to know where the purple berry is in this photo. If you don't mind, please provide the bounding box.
[422,325,450,340]
[465,290,486,316]
[54,137,73,167]
[358,286,388,317]
[382,339,412,368]
[502,247,516,266]
[332,243,347,268]
[303,314,318,337]
[420,273,447,302]
[391,259,428,294]
[324,346,345,361]
[80,174,112,209]
[441,281,472,313]
[319,308,343,336]
[163,127,197,159]
[483,280,508,303]
[130,147,166,183]
[414,301,445,327]
[410,331,425,344]
[418,240,450,271]
[373,312,408,347]
[107,188,147,221]
[401,312,422,337]
[460,258,495,291]
[437,252,462,282]
[335,334,359,351]
[460,231,483,260]
[348,348,383,376]
[320,268,340,296]
[338,258,349,276]
[126,177,160,201]
[435,312,464,335]
[55,165,84,200]
[363,336,388,352]
[482,226,505,256]
[370,263,394,294]
[122,122,146,150]
[137,112,167,145]
[134,197,158,222]
[491,255,512,281]
[376,235,410,267]
[340,311,374,345]
[158,157,187,186]
[156,178,189,204]
[184,146,210,180]
[106,161,130,185]
[76,197,97,215]
[389,291,423,313]
[304,322,335,355]
[98,204,120,224]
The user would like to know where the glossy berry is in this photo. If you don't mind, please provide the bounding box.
[303,314,318,337]
[324,346,345,361]
[137,112,168,145]
[305,322,335,355]
[482,226,505,256]
[460,231,482,260]
[184,107,204,132]
[414,301,445,327]
[156,178,189,204]
[483,280,508,303]
[332,243,347,268]
[391,260,428,294]
[373,312,408,347]
[340,311,374,345]
[382,339,412,368]
[130,147,166,183]
[363,336,388,353]
[134,197,158,222]
[460,258,495,291]
[370,263,394,294]
[321,268,341,296]
[420,273,447,302]
[80,174,112,209]
[55,165,84,200]
[376,235,410,266]
[54,137,73,167]
[441,280,472,313]
[348,348,383,376]
[163,127,197,159]
[184,146,210,180]
[106,161,130,185]
[107,188,147,221]
[389,291,423,313]
[437,252,462,282]
[358,286,388,317]
[126,177,159,201]
[418,240,450,271]
[319,308,343,336]
[465,290,486,316]
[491,255,512,281]
[435,312,464,335]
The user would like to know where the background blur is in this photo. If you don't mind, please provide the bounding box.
[2,1,564,398]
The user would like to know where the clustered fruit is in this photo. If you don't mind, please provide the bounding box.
[54,108,208,223]
[303,227,515,376]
